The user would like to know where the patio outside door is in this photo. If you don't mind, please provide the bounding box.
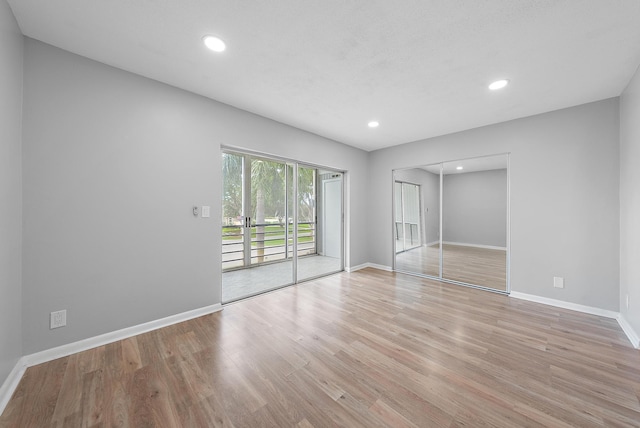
[222,151,343,302]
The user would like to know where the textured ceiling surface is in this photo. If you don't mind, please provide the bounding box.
[7,0,640,151]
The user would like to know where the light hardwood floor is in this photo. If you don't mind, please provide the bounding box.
[396,244,507,291]
[2,268,639,427]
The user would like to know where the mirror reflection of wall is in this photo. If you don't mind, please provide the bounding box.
[394,166,440,277]
[393,154,509,293]
[442,156,508,291]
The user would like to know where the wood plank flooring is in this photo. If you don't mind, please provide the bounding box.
[2,268,639,427]
[396,244,507,291]
[442,244,507,291]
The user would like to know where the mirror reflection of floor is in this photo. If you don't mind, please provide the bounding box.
[395,243,507,291]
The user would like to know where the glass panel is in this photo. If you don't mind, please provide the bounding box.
[296,166,316,259]
[441,154,508,291]
[298,168,343,281]
[222,154,293,303]
[394,181,404,253]
[286,164,294,261]
[402,183,421,250]
[222,151,344,302]
[393,166,440,277]
[249,157,288,265]
[221,152,245,271]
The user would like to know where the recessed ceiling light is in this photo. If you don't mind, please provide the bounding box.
[489,79,509,90]
[368,121,379,128]
[203,35,226,52]
[456,166,463,170]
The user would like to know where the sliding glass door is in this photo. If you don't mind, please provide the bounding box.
[222,150,343,302]
[298,169,343,281]
[221,153,293,302]
[395,181,422,253]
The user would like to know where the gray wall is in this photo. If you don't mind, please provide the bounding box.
[394,168,440,245]
[620,64,640,336]
[0,0,23,386]
[21,39,368,354]
[3,15,633,369]
[443,169,507,248]
[368,99,620,311]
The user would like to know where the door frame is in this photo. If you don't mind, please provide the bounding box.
[221,146,345,301]
[391,153,511,295]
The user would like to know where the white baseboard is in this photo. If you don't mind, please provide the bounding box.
[443,241,507,251]
[367,263,393,272]
[509,292,640,348]
[509,292,618,319]
[347,263,392,272]
[0,357,28,416]
[0,303,223,415]
[426,240,440,247]
[616,314,640,349]
[346,263,368,272]
[349,271,637,350]
[24,303,223,367]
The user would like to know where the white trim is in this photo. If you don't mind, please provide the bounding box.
[425,240,439,247]
[367,263,393,272]
[23,303,223,367]
[0,303,222,414]
[509,291,618,318]
[0,357,28,415]
[509,292,640,348]
[617,314,640,349]
[443,241,507,251]
[346,263,392,273]
[346,263,368,272]
[506,153,511,294]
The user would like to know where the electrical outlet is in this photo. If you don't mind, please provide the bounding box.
[553,277,564,289]
[50,310,67,329]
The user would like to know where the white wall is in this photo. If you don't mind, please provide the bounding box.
[21,39,369,354]
[620,64,640,338]
[368,99,620,311]
[443,169,507,248]
[0,0,23,386]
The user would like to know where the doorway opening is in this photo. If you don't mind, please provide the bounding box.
[221,150,344,302]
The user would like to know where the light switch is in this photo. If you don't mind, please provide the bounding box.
[202,206,210,218]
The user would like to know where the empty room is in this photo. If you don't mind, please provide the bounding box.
[1,1,640,427]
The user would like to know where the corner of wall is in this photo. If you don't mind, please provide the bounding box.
[617,313,640,349]
[0,0,24,398]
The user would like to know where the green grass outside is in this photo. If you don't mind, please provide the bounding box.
[222,224,314,247]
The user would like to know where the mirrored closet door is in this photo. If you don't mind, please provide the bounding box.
[394,167,440,277]
[393,154,510,293]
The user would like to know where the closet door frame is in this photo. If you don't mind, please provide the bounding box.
[392,153,510,295]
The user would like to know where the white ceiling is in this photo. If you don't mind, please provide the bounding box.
[7,1,640,152]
